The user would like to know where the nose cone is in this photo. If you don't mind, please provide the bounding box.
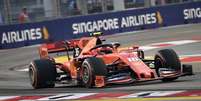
[139,71,155,79]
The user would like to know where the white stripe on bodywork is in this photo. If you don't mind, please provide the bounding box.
[139,46,157,51]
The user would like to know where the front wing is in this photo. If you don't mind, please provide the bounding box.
[94,64,193,87]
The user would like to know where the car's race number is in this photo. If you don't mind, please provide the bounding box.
[74,47,81,57]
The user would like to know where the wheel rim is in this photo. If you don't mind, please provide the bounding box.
[155,57,163,76]
[29,66,35,85]
[155,57,178,76]
[82,66,90,84]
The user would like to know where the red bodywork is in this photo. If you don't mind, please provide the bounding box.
[38,35,188,87]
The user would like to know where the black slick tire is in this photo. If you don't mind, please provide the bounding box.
[29,59,56,89]
[154,49,181,82]
[81,57,107,88]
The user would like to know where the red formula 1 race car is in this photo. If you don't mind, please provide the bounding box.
[29,32,193,89]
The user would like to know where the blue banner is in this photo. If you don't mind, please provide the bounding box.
[0,2,201,49]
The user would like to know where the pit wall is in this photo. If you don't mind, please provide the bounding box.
[0,2,201,49]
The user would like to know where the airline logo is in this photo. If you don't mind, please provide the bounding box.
[72,11,163,34]
[184,7,201,20]
[1,27,49,44]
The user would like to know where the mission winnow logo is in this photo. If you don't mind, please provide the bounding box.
[1,27,49,44]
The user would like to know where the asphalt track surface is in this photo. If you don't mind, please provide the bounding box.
[0,23,201,96]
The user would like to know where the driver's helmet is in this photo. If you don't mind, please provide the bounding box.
[98,46,113,54]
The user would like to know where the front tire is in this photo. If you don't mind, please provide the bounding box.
[154,49,181,82]
[29,59,56,89]
[81,57,107,88]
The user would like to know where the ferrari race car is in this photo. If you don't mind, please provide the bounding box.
[29,32,193,89]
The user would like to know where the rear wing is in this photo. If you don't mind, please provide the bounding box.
[38,39,80,58]
[38,32,103,58]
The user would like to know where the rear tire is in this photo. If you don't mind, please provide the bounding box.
[29,59,56,89]
[81,57,107,88]
[154,49,181,82]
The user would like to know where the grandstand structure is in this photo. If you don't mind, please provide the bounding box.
[0,0,199,25]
